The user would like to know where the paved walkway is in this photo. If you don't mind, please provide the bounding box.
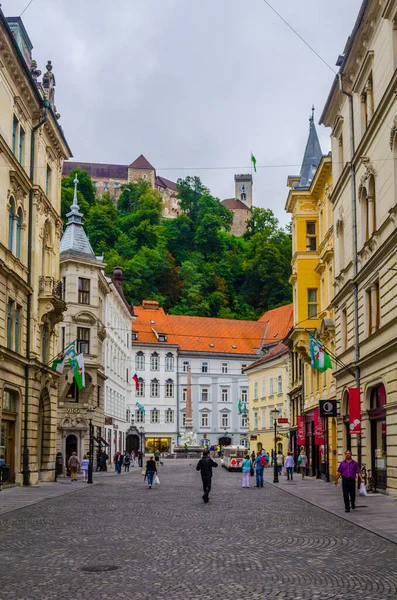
[263,467,397,544]
[0,460,397,600]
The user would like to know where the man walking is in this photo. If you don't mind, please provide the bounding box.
[68,452,80,482]
[335,450,362,512]
[196,450,218,503]
[255,451,265,487]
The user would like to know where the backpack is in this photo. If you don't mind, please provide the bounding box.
[259,456,266,467]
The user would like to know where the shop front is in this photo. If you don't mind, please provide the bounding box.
[369,384,387,491]
[1,389,19,484]
[145,437,171,454]
[304,410,325,478]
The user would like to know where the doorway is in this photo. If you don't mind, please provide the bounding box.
[218,437,231,446]
[126,434,139,455]
[66,434,78,465]
[1,418,16,484]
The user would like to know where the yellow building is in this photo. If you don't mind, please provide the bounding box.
[285,111,337,478]
[0,14,71,484]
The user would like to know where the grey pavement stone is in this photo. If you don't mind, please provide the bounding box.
[0,460,396,600]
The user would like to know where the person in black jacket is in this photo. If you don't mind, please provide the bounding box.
[196,451,218,503]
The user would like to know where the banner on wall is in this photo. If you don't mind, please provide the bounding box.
[348,388,361,435]
[297,416,305,446]
[314,408,325,445]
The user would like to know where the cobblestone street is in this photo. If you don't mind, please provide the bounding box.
[1,461,397,600]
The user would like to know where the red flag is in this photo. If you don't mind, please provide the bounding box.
[348,388,361,435]
[132,373,139,391]
[314,408,324,445]
[297,415,305,446]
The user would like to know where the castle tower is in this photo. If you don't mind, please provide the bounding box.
[234,174,253,208]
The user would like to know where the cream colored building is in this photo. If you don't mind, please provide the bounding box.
[319,0,397,494]
[57,178,109,466]
[0,14,71,484]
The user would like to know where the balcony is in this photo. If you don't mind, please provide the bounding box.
[38,276,66,326]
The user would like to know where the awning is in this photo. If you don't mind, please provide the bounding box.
[94,436,109,447]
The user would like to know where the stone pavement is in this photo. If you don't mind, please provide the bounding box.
[263,467,397,544]
[1,460,397,600]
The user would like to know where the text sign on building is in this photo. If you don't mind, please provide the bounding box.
[278,418,288,424]
[319,400,337,418]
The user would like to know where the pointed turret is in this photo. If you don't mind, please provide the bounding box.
[297,106,323,188]
[60,175,96,259]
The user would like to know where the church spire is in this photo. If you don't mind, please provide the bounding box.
[297,106,323,188]
[60,174,96,258]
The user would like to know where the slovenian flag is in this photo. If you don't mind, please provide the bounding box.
[132,373,139,390]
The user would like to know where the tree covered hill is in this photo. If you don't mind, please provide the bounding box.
[62,169,292,319]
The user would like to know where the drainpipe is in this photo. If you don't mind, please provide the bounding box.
[23,101,49,486]
[338,75,361,462]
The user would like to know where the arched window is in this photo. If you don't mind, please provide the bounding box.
[367,175,376,236]
[135,351,145,371]
[165,352,174,371]
[360,186,369,244]
[16,208,22,260]
[165,379,174,398]
[150,352,159,371]
[150,378,159,397]
[136,377,144,397]
[8,198,15,252]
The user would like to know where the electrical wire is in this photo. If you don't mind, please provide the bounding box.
[20,0,35,17]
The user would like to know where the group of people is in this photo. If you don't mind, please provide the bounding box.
[114,450,139,473]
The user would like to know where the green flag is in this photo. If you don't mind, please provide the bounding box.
[51,343,76,373]
[309,335,332,373]
[251,153,257,172]
[69,353,85,390]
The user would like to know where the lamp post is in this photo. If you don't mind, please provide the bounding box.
[139,426,145,463]
[87,407,95,484]
[271,407,279,483]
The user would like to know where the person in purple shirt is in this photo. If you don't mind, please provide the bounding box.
[335,450,362,512]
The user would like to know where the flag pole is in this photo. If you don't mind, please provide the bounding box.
[303,330,355,377]
[45,338,77,368]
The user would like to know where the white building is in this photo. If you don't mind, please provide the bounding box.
[104,268,134,458]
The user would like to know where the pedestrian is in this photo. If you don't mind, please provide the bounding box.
[145,454,157,489]
[297,449,308,479]
[130,450,135,467]
[123,451,131,472]
[241,453,251,488]
[116,452,123,474]
[284,452,295,481]
[138,449,143,468]
[255,451,266,488]
[251,450,256,463]
[276,451,284,475]
[154,449,160,467]
[68,451,80,482]
[114,451,120,471]
[81,454,89,482]
[217,444,221,457]
[335,450,362,512]
[196,450,218,502]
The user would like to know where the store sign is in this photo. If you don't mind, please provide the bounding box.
[250,435,257,441]
[348,388,361,435]
[278,418,288,424]
[297,416,305,446]
[105,417,113,425]
[113,424,119,430]
[319,399,337,418]
[66,407,80,414]
[314,408,325,445]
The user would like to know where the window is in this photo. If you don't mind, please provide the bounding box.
[306,221,317,251]
[19,127,24,164]
[182,388,187,403]
[241,363,247,374]
[269,378,274,395]
[12,115,18,155]
[261,379,266,398]
[150,379,159,397]
[254,410,258,428]
[183,361,190,373]
[150,352,159,371]
[150,409,159,423]
[136,408,145,423]
[269,409,274,427]
[367,281,380,336]
[16,209,22,260]
[241,389,248,403]
[242,415,248,428]
[78,278,90,304]
[8,199,14,252]
[165,409,174,424]
[221,413,229,428]
[201,361,209,373]
[308,289,318,318]
[341,308,348,351]
[277,375,282,394]
[77,327,90,354]
[136,351,145,371]
[15,305,21,354]
[201,388,209,402]
[165,379,174,398]
[131,332,138,341]
[261,408,266,428]
[221,362,228,374]
[165,352,174,371]
[361,72,374,130]
[221,388,228,402]
[42,324,48,363]
[61,326,65,352]
[201,413,209,427]
[182,413,186,427]
[136,378,144,397]
[46,165,51,198]
[104,182,109,190]
[158,334,167,342]
[253,381,258,400]
[97,385,101,408]
[7,300,13,349]
[66,380,79,402]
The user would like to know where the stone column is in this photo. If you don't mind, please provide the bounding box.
[185,367,193,430]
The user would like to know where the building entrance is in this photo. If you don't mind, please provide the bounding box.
[1,418,16,484]
[66,434,78,466]
[369,385,387,490]
[126,434,140,455]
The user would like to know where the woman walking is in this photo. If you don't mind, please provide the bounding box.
[298,450,308,479]
[81,454,89,482]
[116,452,123,474]
[145,455,158,489]
[284,452,295,481]
[242,453,251,488]
[123,451,131,472]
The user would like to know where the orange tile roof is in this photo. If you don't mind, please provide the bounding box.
[258,303,293,342]
[244,342,289,371]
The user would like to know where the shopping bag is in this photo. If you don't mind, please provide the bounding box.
[141,468,147,476]
[359,482,367,496]
[153,474,160,486]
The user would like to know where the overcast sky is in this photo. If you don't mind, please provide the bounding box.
[4,0,362,226]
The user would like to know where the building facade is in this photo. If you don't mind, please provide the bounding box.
[63,154,180,218]
[319,0,397,494]
[57,178,109,467]
[0,13,71,484]
[104,268,134,459]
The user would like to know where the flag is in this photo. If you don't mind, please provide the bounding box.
[309,335,332,373]
[238,400,242,415]
[251,153,257,172]
[135,402,146,414]
[69,353,85,390]
[132,373,139,391]
[51,342,76,373]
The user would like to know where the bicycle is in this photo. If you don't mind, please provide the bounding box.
[361,464,376,493]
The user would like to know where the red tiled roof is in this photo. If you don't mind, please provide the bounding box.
[221,198,250,210]
[258,304,293,342]
[156,175,177,191]
[129,154,155,170]
[244,342,289,371]
[62,161,127,180]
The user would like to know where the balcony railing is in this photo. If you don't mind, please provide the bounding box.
[39,276,63,299]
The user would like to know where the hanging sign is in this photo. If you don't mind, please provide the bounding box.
[314,408,325,445]
[319,399,337,418]
[297,416,305,446]
[278,418,288,424]
[349,388,361,435]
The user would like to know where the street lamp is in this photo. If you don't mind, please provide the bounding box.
[87,407,96,484]
[271,407,279,483]
[139,426,145,466]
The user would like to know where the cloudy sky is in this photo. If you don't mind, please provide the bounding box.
[4,0,362,225]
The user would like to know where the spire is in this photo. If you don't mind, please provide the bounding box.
[60,175,96,258]
[297,106,323,188]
